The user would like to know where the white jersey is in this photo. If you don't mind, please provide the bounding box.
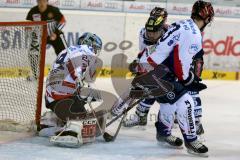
[139,19,202,81]
[139,28,148,52]
[46,45,97,103]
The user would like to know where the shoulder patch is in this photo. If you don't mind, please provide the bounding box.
[189,44,199,54]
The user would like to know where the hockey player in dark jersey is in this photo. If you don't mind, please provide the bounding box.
[26,0,67,55]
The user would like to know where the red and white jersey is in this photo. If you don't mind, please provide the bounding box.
[46,45,97,103]
[139,19,202,81]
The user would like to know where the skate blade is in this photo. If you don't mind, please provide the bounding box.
[50,136,81,148]
[187,149,209,157]
[157,141,183,149]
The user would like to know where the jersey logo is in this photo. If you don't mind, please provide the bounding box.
[189,44,199,54]
[48,12,54,19]
[167,92,175,100]
[146,45,156,56]
[32,14,41,21]
[167,33,180,46]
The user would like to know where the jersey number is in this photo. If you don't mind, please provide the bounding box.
[160,23,181,42]
[56,52,67,64]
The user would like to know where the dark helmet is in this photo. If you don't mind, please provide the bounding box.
[191,0,214,23]
[145,16,166,32]
[77,32,102,55]
[150,7,168,22]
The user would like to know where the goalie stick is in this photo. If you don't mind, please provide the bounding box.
[86,96,115,142]
[85,89,140,142]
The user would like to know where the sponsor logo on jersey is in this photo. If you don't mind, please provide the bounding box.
[189,44,199,54]
[166,92,175,100]
[167,33,180,46]
[32,14,41,21]
[146,45,156,55]
[185,100,195,134]
[194,109,202,118]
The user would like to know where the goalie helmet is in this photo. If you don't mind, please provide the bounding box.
[191,0,214,23]
[77,32,103,56]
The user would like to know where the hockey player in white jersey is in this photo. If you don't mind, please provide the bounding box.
[123,7,168,127]
[137,0,214,156]
[40,32,105,147]
[125,8,205,138]
[112,0,214,156]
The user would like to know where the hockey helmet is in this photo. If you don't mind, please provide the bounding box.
[191,0,214,23]
[77,32,102,55]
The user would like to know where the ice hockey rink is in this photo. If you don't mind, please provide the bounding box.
[0,78,240,160]
[1,0,240,159]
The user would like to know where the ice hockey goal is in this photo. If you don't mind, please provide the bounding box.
[0,21,47,132]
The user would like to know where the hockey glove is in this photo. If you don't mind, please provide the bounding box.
[181,71,207,92]
[128,59,139,73]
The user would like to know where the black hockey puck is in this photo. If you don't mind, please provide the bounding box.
[103,132,114,142]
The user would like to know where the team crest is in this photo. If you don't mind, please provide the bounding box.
[48,12,54,19]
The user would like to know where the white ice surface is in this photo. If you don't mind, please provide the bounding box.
[0,79,240,160]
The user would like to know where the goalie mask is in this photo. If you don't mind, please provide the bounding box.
[77,32,103,56]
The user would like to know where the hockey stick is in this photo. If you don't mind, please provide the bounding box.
[60,34,68,49]
[106,98,143,127]
[87,97,104,135]
[103,98,137,142]
[106,82,155,127]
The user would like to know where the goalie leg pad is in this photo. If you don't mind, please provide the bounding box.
[50,120,84,148]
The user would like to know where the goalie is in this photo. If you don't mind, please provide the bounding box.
[40,32,106,147]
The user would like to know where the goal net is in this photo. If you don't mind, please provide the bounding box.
[0,21,47,132]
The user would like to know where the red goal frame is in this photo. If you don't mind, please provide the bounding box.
[0,21,47,128]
